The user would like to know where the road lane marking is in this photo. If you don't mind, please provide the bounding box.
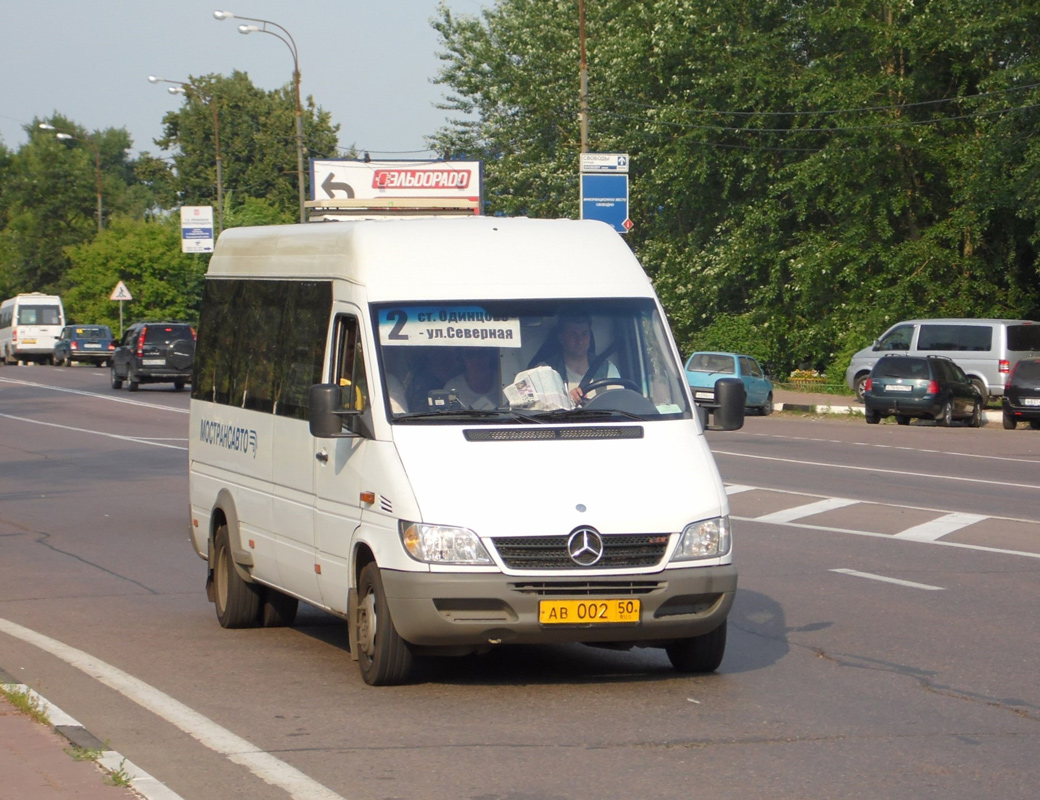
[893,512,988,542]
[754,497,859,524]
[830,568,945,591]
[0,413,187,450]
[0,617,347,800]
[0,376,188,413]
[713,449,1040,491]
[724,484,755,495]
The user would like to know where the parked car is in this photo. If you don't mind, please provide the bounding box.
[53,324,115,367]
[111,322,195,391]
[845,318,1040,401]
[1001,357,1040,429]
[685,351,773,415]
[863,354,983,426]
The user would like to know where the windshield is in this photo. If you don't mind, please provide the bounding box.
[373,299,691,423]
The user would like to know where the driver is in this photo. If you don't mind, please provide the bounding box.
[553,313,619,403]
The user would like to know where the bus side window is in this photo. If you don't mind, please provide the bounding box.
[335,316,368,414]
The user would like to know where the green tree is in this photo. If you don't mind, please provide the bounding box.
[62,216,207,330]
[153,71,341,220]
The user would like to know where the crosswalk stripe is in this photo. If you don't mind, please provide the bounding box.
[892,512,988,542]
[754,497,859,524]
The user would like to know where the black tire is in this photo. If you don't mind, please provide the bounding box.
[853,374,869,401]
[258,587,299,628]
[970,379,988,404]
[127,366,140,392]
[969,401,983,428]
[213,524,260,628]
[173,380,186,391]
[110,364,123,390]
[666,621,727,673]
[865,408,880,425]
[938,401,953,427]
[356,563,413,686]
[895,415,911,426]
[1002,409,1016,430]
[1030,420,1040,430]
[759,393,774,416]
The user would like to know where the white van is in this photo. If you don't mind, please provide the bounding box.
[0,293,66,365]
[188,217,744,685]
[845,318,1040,400]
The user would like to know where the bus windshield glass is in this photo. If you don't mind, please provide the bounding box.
[374,299,691,422]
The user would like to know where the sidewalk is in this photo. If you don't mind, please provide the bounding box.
[0,682,179,800]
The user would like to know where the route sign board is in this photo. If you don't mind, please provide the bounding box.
[180,206,215,254]
[580,153,629,173]
[580,173,631,234]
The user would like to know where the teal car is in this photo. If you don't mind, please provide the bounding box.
[685,351,774,415]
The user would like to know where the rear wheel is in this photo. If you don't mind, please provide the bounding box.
[895,415,911,426]
[258,587,299,627]
[174,380,186,391]
[110,364,123,390]
[970,379,988,404]
[127,366,140,392]
[969,401,983,428]
[213,524,260,628]
[1003,409,1016,429]
[1030,420,1040,430]
[865,408,880,425]
[666,621,727,673]
[938,401,953,427]
[356,563,413,686]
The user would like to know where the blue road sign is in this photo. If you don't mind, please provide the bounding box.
[580,173,630,233]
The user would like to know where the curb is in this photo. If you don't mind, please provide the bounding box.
[1,681,184,800]
[776,402,1002,423]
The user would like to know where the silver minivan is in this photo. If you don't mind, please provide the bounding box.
[845,318,1040,400]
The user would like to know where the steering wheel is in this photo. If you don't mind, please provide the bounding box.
[582,377,639,394]
[577,342,620,393]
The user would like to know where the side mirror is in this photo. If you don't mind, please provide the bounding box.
[707,377,745,431]
[308,384,374,439]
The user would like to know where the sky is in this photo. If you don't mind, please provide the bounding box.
[0,0,487,159]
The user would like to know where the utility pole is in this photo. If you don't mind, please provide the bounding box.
[579,0,589,154]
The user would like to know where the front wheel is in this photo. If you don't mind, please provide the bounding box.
[854,374,869,401]
[759,393,774,416]
[213,524,260,628]
[666,621,727,673]
[258,587,299,628]
[356,563,413,686]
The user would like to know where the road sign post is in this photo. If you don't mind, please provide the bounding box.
[109,281,133,338]
[579,153,631,234]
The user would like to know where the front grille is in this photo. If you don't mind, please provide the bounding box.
[510,580,664,597]
[493,534,669,569]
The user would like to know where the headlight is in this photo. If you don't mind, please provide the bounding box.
[400,522,493,565]
[672,516,731,561]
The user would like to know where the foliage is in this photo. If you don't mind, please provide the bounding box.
[62,216,207,329]
[153,71,341,220]
[431,0,1040,376]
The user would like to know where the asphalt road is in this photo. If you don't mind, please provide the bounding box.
[1,365,1038,800]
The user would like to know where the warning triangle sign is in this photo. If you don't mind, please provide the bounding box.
[110,281,133,301]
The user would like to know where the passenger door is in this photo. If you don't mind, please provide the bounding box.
[313,310,371,614]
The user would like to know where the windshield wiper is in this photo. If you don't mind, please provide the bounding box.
[393,408,532,423]
[528,407,649,422]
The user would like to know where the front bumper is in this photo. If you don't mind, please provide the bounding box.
[381,565,737,648]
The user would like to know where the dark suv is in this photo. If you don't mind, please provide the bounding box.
[1002,357,1040,429]
[111,322,196,391]
[864,354,983,427]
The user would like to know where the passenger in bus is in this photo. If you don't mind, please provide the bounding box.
[442,347,501,409]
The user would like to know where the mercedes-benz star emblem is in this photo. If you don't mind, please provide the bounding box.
[567,527,604,566]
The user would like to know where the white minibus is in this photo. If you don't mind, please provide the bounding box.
[0,293,65,365]
[188,217,745,685]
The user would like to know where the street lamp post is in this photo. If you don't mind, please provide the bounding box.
[39,123,103,232]
[149,76,225,234]
[214,10,306,223]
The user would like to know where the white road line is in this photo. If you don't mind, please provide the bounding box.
[724,484,755,495]
[0,376,188,413]
[0,617,347,800]
[830,568,945,591]
[713,449,1040,491]
[893,512,988,542]
[754,497,859,524]
[0,413,187,451]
